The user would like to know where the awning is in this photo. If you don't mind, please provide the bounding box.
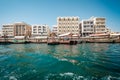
[58,32,72,37]
[72,34,79,37]
[14,36,25,39]
[34,36,48,39]
[89,33,109,37]
[110,33,120,36]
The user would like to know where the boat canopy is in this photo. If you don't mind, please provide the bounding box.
[14,36,25,39]
[72,34,79,37]
[110,33,120,36]
[34,36,47,39]
[58,32,72,37]
[89,33,109,37]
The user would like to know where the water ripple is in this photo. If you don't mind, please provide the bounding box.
[0,43,120,80]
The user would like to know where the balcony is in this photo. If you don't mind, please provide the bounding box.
[96,20,105,23]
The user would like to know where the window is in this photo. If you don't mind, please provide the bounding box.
[33,29,36,31]
[33,32,36,33]
[90,22,93,24]
[34,26,37,28]
[84,29,86,31]
[84,22,86,24]
[59,18,61,21]
[72,18,74,21]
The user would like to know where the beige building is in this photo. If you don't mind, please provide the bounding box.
[57,17,80,35]
[14,22,31,37]
[2,24,14,38]
[81,19,94,37]
[92,17,106,33]
[32,24,50,38]
[2,22,32,38]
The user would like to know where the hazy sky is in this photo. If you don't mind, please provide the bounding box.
[0,0,120,31]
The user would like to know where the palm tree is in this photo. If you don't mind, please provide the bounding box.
[49,32,57,41]
[49,32,57,37]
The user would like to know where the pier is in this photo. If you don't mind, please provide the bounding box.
[0,36,120,44]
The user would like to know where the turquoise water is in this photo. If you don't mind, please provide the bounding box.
[0,43,120,80]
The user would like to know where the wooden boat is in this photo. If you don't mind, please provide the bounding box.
[12,39,30,44]
[47,41,59,45]
[59,40,77,45]
[69,41,77,45]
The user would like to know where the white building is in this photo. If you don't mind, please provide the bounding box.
[52,25,57,34]
[32,24,50,38]
[81,19,94,37]
[0,30,2,37]
[92,17,106,33]
[80,17,107,37]
[57,16,80,35]
[106,27,111,34]
[2,24,14,38]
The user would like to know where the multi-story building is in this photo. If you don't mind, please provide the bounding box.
[14,22,32,37]
[2,24,14,38]
[2,22,32,38]
[57,17,80,35]
[81,19,94,37]
[92,17,106,33]
[52,25,57,35]
[32,24,50,38]
[80,17,107,37]
[106,27,111,34]
[0,30,2,37]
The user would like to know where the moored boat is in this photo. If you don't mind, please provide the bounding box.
[47,41,59,45]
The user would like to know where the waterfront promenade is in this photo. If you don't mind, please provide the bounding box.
[0,36,120,44]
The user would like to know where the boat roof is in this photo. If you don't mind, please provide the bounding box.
[58,32,72,37]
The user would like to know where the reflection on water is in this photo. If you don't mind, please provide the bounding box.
[0,43,120,80]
